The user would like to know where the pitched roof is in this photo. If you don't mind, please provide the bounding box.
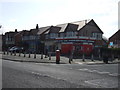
[22,30,30,36]
[71,19,91,30]
[55,19,91,32]
[5,31,19,37]
[30,29,39,35]
[56,23,78,32]
[37,26,51,35]
[15,30,28,36]
[109,29,120,40]
[56,23,68,32]
[44,26,61,34]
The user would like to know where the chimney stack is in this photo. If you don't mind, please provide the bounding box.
[15,29,17,32]
[36,24,39,29]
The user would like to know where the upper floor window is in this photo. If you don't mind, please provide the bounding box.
[92,33,102,40]
[22,36,29,40]
[30,35,36,40]
[22,35,39,40]
[66,32,77,37]
[60,33,64,37]
[45,34,49,39]
[50,33,58,38]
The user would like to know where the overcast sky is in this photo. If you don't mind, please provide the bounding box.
[0,0,119,38]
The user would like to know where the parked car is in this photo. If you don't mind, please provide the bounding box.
[9,46,24,53]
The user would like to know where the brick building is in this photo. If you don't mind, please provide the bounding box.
[4,29,18,50]
[3,19,105,55]
[44,19,104,55]
[109,30,120,48]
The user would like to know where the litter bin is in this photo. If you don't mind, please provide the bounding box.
[56,50,60,64]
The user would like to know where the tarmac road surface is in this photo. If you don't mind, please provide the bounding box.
[2,59,118,88]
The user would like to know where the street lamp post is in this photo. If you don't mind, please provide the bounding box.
[34,35,37,59]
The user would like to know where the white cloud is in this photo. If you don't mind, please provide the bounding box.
[9,19,17,23]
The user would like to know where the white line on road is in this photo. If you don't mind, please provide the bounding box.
[78,68,118,76]
[84,80,101,87]
[31,71,69,82]
[108,73,118,77]
[75,62,83,64]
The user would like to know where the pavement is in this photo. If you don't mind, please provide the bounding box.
[1,52,120,65]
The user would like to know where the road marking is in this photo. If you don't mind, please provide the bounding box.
[31,71,68,82]
[78,68,89,71]
[85,79,118,88]
[84,80,100,87]
[97,71,110,74]
[75,62,83,64]
[109,73,118,77]
[78,68,118,76]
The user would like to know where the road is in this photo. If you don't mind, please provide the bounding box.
[2,59,118,88]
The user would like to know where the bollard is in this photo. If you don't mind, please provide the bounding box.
[10,51,12,55]
[99,54,101,60]
[91,54,94,61]
[24,52,26,57]
[112,54,114,61]
[34,53,36,59]
[45,49,48,58]
[7,51,9,55]
[118,55,120,60]
[118,56,120,60]
[82,54,85,62]
[69,57,71,64]
[41,53,43,59]
[14,51,16,56]
[19,51,21,57]
[49,52,51,60]
[28,52,30,58]
[45,54,48,58]
[56,50,60,64]
[3,51,5,55]
[103,54,108,64]
[69,54,73,64]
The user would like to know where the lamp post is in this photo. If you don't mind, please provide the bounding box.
[34,35,37,59]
